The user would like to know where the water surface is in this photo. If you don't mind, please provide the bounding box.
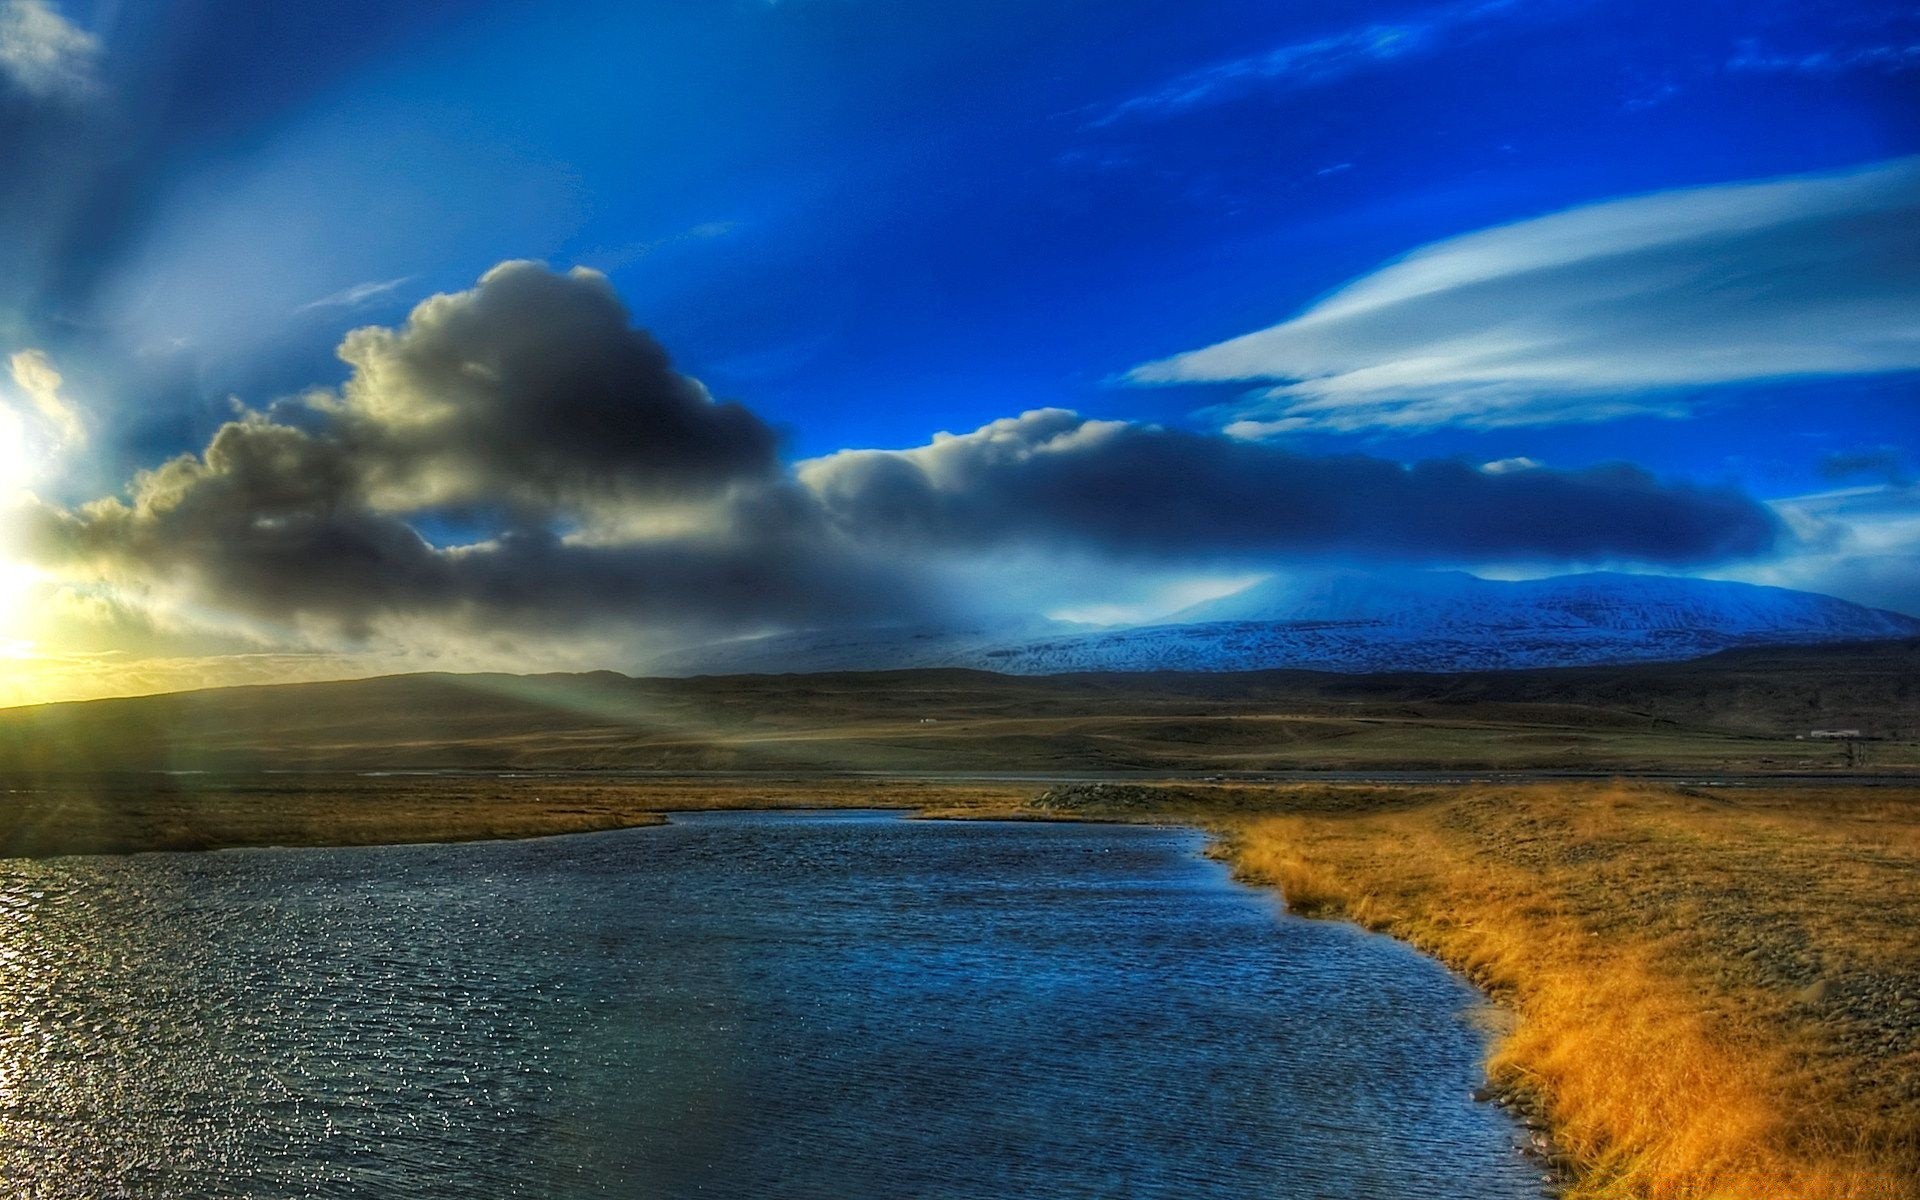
[0,810,1541,1197]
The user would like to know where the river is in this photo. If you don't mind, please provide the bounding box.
[0,810,1543,1197]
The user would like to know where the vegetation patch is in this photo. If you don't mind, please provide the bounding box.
[1218,782,1920,1199]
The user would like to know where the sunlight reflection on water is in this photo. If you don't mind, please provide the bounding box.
[0,811,1542,1198]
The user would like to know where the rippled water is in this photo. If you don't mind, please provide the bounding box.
[0,811,1542,1198]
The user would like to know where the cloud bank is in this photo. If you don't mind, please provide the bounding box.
[17,262,1789,668]
[20,264,899,649]
[801,408,1777,565]
[1131,156,1920,434]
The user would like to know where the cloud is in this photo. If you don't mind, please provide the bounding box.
[1727,37,1920,77]
[0,348,84,507]
[1091,0,1536,127]
[20,412,911,647]
[314,260,780,514]
[20,264,1788,671]
[576,219,741,274]
[298,276,417,313]
[6,348,83,450]
[799,408,1780,567]
[17,264,912,651]
[1131,157,1920,433]
[0,0,96,101]
[1720,483,1920,617]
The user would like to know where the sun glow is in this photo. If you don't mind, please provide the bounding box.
[0,400,47,663]
[0,563,39,660]
[0,403,30,493]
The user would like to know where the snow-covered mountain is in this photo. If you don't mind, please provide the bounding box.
[648,619,1093,676]
[652,571,1920,676]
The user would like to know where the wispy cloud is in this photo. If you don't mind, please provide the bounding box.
[1130,156,1920,434]
[1090,0,1537,127]
[1721,483,1920,617]
[1727,37,1920,77]
[1,349,85,494]
[0,0,96,100]
[7,349,83,449]
[297,276,417,314]
[576,219,740,274]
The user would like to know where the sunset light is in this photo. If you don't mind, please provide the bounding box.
[0,561,36,656]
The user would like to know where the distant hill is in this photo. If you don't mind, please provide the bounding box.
[2,638,1915,774]
[656,571,1920,676]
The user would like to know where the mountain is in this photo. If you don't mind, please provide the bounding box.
[649,618,1091,676]
[654,571,1920,676]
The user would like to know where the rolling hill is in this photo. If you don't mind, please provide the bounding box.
[657,571,1920,676]
[2,638,1914,775]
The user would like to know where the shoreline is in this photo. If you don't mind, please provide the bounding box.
[0,774,1913,1197]
[0,774,1042,859]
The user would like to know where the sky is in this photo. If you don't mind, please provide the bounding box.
[0,0,1915,703]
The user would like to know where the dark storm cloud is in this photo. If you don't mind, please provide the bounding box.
[800,409,1782,566]
[20,414,909,640]
[321,261,779,513]
[23,266,1785,651]
[20,264,896,641]
[25,490,913,641]
[23,418,449,634]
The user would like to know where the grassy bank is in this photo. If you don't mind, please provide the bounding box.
[1176,782,1919,1199]
[3,770,1913,1198]
[0,774,1033,856]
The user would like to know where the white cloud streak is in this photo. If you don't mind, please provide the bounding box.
[297,276,417,314]
[1131,156,1920,434]
[1727,37,1920,77]
[1091,0,1534,127]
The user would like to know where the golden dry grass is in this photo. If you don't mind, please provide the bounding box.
[1220,783,1920,1199]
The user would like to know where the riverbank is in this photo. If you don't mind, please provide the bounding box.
[2,772,1913,1197]
[1035,780,1920,1199]
[0,773,1034,856]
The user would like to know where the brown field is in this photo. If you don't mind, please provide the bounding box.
[2,640,1917,777]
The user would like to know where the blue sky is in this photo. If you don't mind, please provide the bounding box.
[0,0,1916,697]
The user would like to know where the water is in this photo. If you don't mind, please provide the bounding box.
[0,811,1543,1198]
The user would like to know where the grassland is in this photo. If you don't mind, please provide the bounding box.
[2,639,1916,776]
[1038,779,1920,1199]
